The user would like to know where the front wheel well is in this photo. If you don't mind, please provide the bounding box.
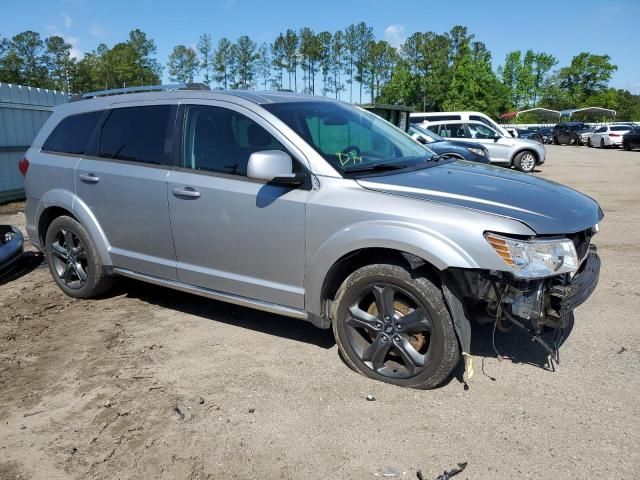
[38,206,76,247]
[511,148,538,165]
[320,248,441,318]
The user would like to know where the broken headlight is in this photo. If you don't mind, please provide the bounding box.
[485,233,579,278]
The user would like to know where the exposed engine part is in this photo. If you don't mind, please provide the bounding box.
[446,246,599,334]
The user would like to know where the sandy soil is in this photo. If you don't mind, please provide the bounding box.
[1,145,639,480]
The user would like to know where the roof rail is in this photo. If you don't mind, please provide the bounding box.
[71,83,210,101]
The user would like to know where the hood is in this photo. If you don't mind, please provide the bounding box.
[357,162,603,235]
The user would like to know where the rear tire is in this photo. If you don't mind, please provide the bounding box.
[332,263,460,389]
[553,136,559,145]
[514,150,536,173]
[623,141,630,151]
[45,216,112,298]
[600,138,606,149]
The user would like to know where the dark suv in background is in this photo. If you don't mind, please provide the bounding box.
[552,122,595,146]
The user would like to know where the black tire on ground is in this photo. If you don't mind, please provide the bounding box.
[332,263,460,389]
[45,215,112,298]
[600,138,606,149]
[553,136,559,145]
[587,138,592,147]
[513,150,537,173]
[623,141,630,151]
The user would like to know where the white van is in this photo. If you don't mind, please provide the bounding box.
[410,111,515,138]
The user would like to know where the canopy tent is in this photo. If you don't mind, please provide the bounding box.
[499,108,561,121]
[560,107,616,120]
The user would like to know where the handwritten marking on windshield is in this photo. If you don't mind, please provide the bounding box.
[336,151,363,167]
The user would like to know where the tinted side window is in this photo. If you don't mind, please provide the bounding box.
[98,105,175,165]
[184,105,286,176]
[468,123,496,139]
[438,123,466,138]
[42,111,103,155]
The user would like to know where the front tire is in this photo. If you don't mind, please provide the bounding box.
[587,138,592,147]
[45,216,112,298]
[553,136,559,145]
[332,263,460,389]
[623,141,630,151]
[514,150,536,173]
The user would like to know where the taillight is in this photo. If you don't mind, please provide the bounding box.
[609,133,620,137]
[18,157,29,176]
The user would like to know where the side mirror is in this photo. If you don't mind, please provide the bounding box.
[416,136,427,145]
[247,150,305,186]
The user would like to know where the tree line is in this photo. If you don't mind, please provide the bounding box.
[1,24,639,120]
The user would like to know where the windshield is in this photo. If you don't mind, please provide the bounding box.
[263,101,431,173]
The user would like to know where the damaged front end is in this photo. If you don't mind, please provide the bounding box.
[443,226,600,378]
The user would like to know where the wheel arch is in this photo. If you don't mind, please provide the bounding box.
[305,222,480,318]
[36,190,113,266]
[510,147,539,165]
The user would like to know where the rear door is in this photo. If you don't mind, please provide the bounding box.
[32,111,104,204]
[167,103,309,309]
[76,103,178,280]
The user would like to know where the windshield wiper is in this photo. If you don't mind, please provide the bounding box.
[344,163,414,174]
[428,153,454,162]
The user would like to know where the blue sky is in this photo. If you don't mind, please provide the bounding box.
[2,0,639,94]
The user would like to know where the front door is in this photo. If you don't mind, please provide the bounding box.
[167,104,308,309]
[76,104,178,280]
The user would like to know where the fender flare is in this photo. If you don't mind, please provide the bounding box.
[304,220,480,316]
[37,189,113,266]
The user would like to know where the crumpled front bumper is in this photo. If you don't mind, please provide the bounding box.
[549,246,600,317]
[0,226,24,274]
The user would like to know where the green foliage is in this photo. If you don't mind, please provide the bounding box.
[167,45,199,83]
[443,42,509,117]
[1,25,639,121]
[231,35,258,90]
[197,34,213,86]
[256,43,271,90]
[213,38,233,89]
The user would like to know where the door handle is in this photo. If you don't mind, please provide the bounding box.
[79,173,100,183]
[172,187,201,199]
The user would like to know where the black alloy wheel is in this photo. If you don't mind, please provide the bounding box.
[45,216,112,298]
[49,227,89,290]
[332,263,460,389]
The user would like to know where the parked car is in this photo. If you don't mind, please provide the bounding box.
[552,122,595,146]
[408,125,490,164]
[623,126,640,150]
[515,128,534,139]
[531,127,554,144]
[423,120,546,172]
[588,124,633,148]
[0,225,23,277]
[23,85,602,389]
[410,111,514,138]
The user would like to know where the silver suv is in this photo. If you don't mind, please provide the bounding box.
[421,120,546,173]
[22,85,602,389]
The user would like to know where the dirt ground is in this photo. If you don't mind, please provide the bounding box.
[1,145,639,480]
